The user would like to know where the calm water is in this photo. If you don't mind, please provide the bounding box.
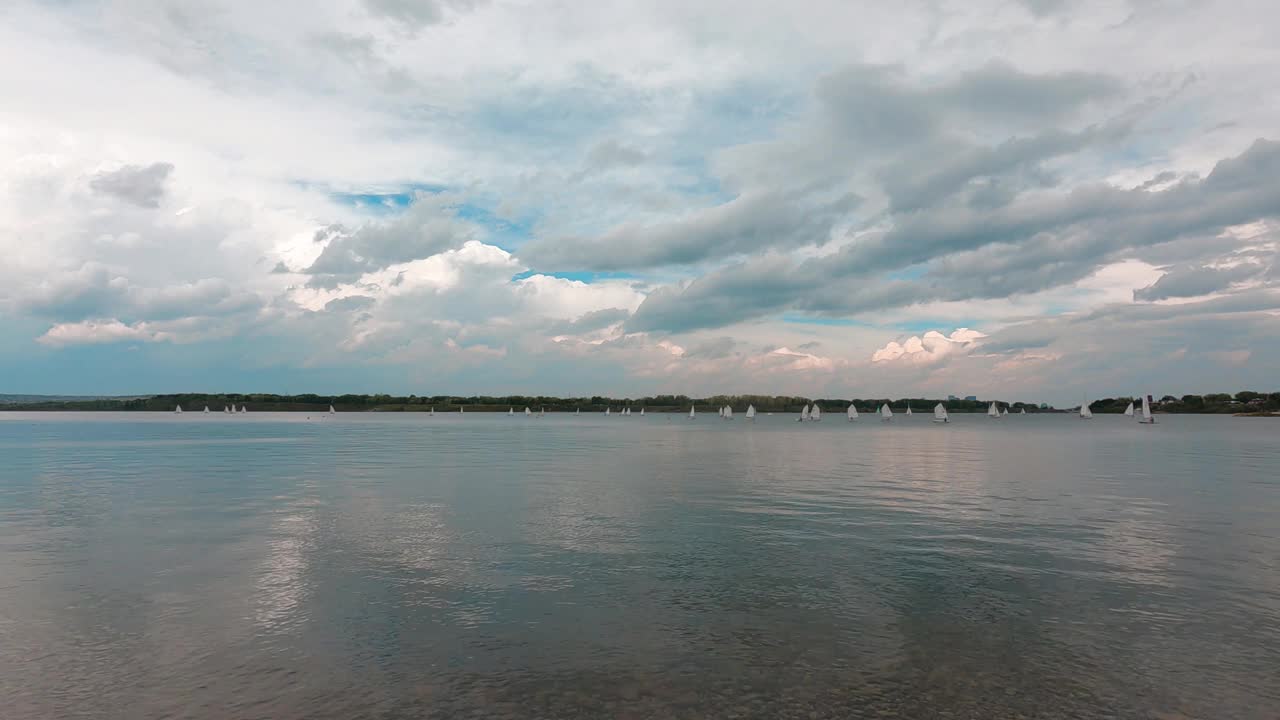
[1,412,1277,719]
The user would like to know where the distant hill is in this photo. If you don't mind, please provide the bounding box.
[0,394,148,404]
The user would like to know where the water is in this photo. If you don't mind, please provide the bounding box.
[1,412,1277,719]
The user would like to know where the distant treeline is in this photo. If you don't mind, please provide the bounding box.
[4,393,1046,413]
[3,391,1275,413]
[1104,392,1280,414]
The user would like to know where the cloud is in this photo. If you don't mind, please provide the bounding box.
[37,320,168,347]
[1133,262,1265,301]
[89,163,173,208]
[522,189,860,271]
[582,140,648,173]
[871,328,987,365]
[303,195,480,282]
[363,0,482,30]
[626,140,1280,332]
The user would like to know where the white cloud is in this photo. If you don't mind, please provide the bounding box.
[38,320,168,347]
[872,328,987,365]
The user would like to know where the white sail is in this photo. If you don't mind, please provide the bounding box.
[800,404,810,422]
[988,402,1000,418]
[606,407,612,416]
[459,406,464,414]
[880,403,893,420]
[905,405,912,416]
[725,406,733,420]
[429,407,434,416]
[509,408,515,416]
[239,405,247,413]
[640,408,645,416]
[1079,402,1093,419]
[224,406,231,413]
[1001,408,1008,417]
[329,405,336,414]
[933,403,948,423]
[1020,408,1026,415]
[175,405,183,414]
[540,407,545,417]
[1124,402,1135,417]
[689,406,696,419]
[745,404,756,419]
[1139,394,1155,424]
[811,404,821,421]
[847,404,858,421]
[575,408,580,415]
[203,406,210,413]
[524,407,531,416]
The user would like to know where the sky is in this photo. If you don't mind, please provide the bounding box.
[1,0,1277,405]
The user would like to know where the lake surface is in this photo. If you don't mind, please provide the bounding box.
[1,411,1277,719]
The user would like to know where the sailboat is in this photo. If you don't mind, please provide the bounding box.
[905,404,912,417]
[509,408,515,416]
[524,407,532,417]
[239,405,247,413]
[224,406,231,414]
[1079,401,1093,419]
[329,405,336,414]
[811,404,822,421]
[1020,408,1026,415]
[933,403,949,423]
[988,402,1000,419]
[640,408,645,417]
[606,407,612,416]
[847,404,858,421]
[429,407,434,416]
[540,407,546,418]
[575,408,580,415]
[174,405,183,414]
[1138,395,1156,424]
[880,403,893,421]
[203,406,210,413]
[1124,401,1135,417]
[745,404,756,420]
[799,404,810,422]
[1001,408,1008,417]
[459,406,464,414]
[724,406,733,420]
[689,405,696,419]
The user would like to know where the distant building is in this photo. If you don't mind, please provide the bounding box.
[947,395,958,401]
[964,395,977,402]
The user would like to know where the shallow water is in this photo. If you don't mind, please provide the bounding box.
[1,411,1277,719]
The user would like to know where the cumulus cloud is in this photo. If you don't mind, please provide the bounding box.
[38,320,169,347]
[871,328,987,365]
